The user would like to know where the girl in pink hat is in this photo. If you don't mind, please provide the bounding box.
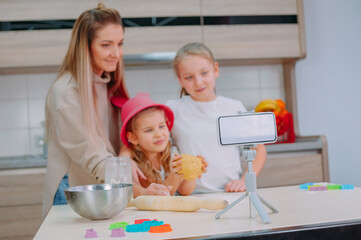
[113,92,208,196]
[166,43,267,194]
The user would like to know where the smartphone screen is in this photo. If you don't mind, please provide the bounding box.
[217,112,277,146]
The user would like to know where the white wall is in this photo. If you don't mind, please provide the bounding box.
[0,65,284,157]
[296,0,361,186]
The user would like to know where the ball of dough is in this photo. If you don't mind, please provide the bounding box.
[178,154,203,180]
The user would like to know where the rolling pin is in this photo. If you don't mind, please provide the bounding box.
[128,196,228,212]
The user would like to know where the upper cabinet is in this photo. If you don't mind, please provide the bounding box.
[201,0,306,61]
[0,0,305,69]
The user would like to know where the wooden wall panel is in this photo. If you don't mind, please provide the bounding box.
[203,24,301,60]
[0,0,201,21]
[296,0,307,58]
[283,61,300,136]
[201,0,298,16]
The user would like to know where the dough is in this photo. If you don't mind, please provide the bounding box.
[179,154,203,180]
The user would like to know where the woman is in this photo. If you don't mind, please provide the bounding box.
[42,3,170,219]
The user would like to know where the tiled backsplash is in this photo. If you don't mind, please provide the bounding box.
[0,64,284,157]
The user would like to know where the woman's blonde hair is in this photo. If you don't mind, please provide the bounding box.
[47,2,127,152]
[127,107,171,184]
[172,42,216,97]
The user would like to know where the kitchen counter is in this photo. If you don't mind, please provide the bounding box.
[0,136,323,170]
[34,184,361,239]
[0,155,47,169]
[265,136,323,153]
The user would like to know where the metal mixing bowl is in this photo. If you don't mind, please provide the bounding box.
[64,183,133,220]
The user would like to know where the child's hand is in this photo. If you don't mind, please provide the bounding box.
[225,179,246,192]
[170,154,183,175]
[197,155,208,178]
[142,183,172,196]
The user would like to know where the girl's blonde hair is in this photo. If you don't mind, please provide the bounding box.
[127,107,171,184]
[46,2,127,153]
[172,42,216,97]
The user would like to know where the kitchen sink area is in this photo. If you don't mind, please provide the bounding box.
[0,155,47,169]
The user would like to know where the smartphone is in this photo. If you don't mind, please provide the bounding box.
[217,112,277,146]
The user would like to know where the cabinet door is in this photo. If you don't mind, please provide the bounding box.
[203,24,301,60]
[0,26,203,68]
[255,151,324,188]
[0,168,45,239]
[123,26,203,55]
[201,0,298,16]
[0,168,45,206]
[0,0,203,69]
[0,0,201,20]
[201,0,304,60]
[0,0,306,69]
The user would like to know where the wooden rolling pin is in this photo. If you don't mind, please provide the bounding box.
[128,196,228,212]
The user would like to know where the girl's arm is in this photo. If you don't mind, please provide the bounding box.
[251,144,267,176]
[162,154,183,195]
[177,179,196,196]
[225,144,267,192]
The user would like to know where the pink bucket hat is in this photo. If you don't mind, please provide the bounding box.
[111,92,174,147]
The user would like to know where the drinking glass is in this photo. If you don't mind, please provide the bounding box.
[105,156,132,184]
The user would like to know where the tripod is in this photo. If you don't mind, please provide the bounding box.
[215,145,278,224]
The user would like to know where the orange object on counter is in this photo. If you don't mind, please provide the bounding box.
[255,99,295,144]
[149,224,173,233]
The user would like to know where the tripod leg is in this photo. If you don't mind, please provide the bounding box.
[249,193,271,224]
[249,196,255,218]
[215,193,248,219]
[258,194,279,213]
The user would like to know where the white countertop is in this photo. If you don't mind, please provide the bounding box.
[34,184,361,239]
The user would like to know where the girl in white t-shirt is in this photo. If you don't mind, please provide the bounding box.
[166,42,267,194]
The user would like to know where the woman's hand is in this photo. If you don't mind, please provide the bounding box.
[130,159,146,184]
[142,183,172,196]
[119,145,146,184]
[225,179,246,192]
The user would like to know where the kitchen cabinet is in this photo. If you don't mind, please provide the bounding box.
[0,168,45,240]
[0,26,203,69]
[203,24,301,61]
[0,0,305,70]
[0,0,202,21]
